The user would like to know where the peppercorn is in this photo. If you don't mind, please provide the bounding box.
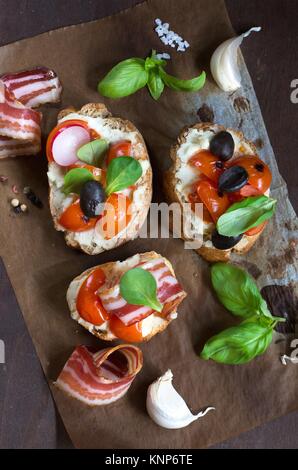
[11,198,20,208]
[13,205,22,214]
[23,186,43,208]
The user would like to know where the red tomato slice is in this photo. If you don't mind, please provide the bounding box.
[58,199,98,232]
[46,119,93,163]
[76,268,109,326]
[98,193,132,239]
[107,140,132,165]
[189,150,225,183]
[230,156,272,193]
[196,179,230,223]
[109,315,143,342]
[245,221,268,236]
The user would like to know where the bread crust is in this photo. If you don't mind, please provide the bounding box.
[164,122,267,262]
[48,103,152,255]
[66,251,187,342]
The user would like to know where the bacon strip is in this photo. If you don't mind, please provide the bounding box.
[0,67,61,159]
[0,67,62,108]
[99,257,187,326]
[55,344,143,406]
[0,136,40,159]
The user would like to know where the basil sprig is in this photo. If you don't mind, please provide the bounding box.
[105,156,142,196]
[120,267,163,312]
[217,195,277,237]
[77,138,108,167]
[98,50,206,100]
[200,263,285,365]
[63,168,94,195]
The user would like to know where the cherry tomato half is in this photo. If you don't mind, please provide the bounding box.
[230,156,272,193]
[196,179,230,223]
[109,315,143,342]
[46,119,93,163]
[188,188,213,224]
[107,140,132,165]
[189,150,225,183]
[58,199,98,232]
[98,193,132,239]
[76,268,109,326]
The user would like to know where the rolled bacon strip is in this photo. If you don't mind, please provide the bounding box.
[0,82,41,141]
[0,67,62,108]
[55,344,143,406]
[0,67,62,159]
[99,257,186,326]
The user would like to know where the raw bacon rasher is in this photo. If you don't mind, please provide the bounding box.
[99,257,187,326]
[0,67,62,108]
[0,67,62,159]
[55,344,143,406]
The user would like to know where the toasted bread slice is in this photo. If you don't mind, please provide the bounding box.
[47,103,152,255]
[164,122,268,262]
[67,251,187,342]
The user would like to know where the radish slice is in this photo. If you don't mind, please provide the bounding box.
[52,125,90,166]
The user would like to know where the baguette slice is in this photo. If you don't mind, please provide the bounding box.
[164,122,268,262]
[47,103,152,255]
[67,251,187,342]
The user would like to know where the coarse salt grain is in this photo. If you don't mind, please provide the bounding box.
[154,19,190,52]
[155,53,171,60]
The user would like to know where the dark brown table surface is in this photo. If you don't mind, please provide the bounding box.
[0,0,297,449]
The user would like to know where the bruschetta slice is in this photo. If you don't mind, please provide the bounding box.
[67,251,187,342]
[47,103,152,255]
[164,123,272,262]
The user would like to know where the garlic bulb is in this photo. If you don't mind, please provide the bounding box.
[210,27,261,92]
[146,369,215,429]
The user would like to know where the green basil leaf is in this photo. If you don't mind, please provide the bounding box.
[158,67,206,92]
[147,69,165,100]
[98,58,148,98]
[217,196,277,237]
[63,168,94,195]
[120,267,163,312]
[77,138,108,167]
[200,322,273,365]
[211,263,264,318]
[106,156,142,195]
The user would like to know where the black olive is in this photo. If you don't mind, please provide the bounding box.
[80,180,106,218]
[218,166,248,193]
[210,131,235,161]
[212,230,243,250]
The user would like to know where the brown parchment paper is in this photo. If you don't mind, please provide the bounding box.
[0,0,297,449]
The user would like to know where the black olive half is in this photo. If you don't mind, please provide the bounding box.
[218,165,248,193]
[210,131,235,161]
[80,180,106,218]
[212,230,243,250]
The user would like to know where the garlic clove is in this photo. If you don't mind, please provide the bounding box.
[146,369,215,429]
[210,27,261,92]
